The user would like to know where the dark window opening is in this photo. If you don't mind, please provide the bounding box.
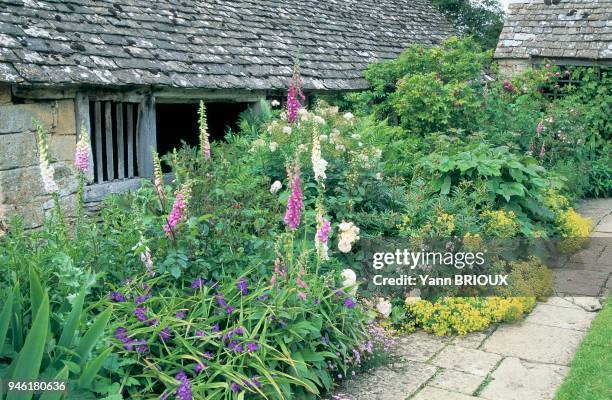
[89,101,139,183]
[155,101,251,158]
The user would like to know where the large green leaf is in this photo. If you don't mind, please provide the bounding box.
[39,366,69,400]
[76,307,111,367]
[8,293,49,400]
[29,265,44,318]
[0,289,13,355]
[78,348,112,389]
[58,284,87,349]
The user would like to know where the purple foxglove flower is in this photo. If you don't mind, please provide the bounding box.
[316,218,331,243]
[164,192,189,234]
[283,163,303,230]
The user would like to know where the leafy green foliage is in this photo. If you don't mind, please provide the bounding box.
[431,0,505,51]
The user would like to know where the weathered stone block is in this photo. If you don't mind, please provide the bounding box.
[55,99,76,135]
[431,345,502,377]
[49,133,76,162]
[0,165,45,204]
[0,132,38,170]
[480,357,568,400]
[0,102,54,134]
[0,84,11,105]
[430,369,484,395]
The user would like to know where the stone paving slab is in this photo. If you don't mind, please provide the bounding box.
[480,357,569,400]
[450,332,488,349]
[482,321,585,365]
[393,331,448,362]
[331,361,437,400]
[412,387,483,400]
[524,303,596,331]
[554,269,609,296]
[431,345,502,377]
[595,213,612,233]
[429,369,484,395]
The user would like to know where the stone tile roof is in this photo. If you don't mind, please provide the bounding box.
[0,0,454,91]
[495,0,612,61]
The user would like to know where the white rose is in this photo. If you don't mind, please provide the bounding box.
[338,239,352,253]
[343,112,355,121]
[376,298,392,318]
[313,115,325,125]
[270,180,282,194]
[341,268,357,286]
[271,99,280,107]
[269,142,278,152]
[282,126,292,135]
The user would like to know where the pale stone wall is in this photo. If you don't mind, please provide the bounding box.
[0,84,78,228]
[496,59,532,77]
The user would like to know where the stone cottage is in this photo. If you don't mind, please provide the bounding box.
[495,0,612,75]
[0,0,454,228]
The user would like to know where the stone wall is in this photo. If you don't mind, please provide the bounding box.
[496,59,531,77]
[0,84,78,229]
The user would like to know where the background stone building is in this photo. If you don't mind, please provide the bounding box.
[495,0,612,75]
[0,0,454,228]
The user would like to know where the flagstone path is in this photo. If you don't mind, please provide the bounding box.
[331,198,612,400]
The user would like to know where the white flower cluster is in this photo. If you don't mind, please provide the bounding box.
[337,221,360,253]
[341,268,357,295]
[311,128,328,184]
[376,297,392,318]
[270,180,282,194]
[36,124,58,194]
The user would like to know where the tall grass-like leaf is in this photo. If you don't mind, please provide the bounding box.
[78,348,112,389]
[76,307,111,367]
[0,289,13,355]
[39,366,69,400]
[7,293,49,400]
[58,284,87,348]
[11,283,23,351]
[29,265,44,318]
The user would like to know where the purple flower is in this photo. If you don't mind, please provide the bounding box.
[135,342,149,354]
[176,311,187,319]
[283,163,303,230]
[203,351,213,359]
[115,327,128,341]
[236,277,248,295]
[159,327,171,342]
[195,330,205,337]
[335,289,344,298]
[287,64,305,124]
[134,291,151,304]
[194,363,204,374]
[316,218,331,243]
[211,324,220,333]
[216,293,228,308]
[164,192,188,235]
[258,294,269,301]
[227,340,243,353]
[234,327,244,336]
[191,277,205,289]
[345,298,356,309]
[226,306,236,314]
[134,307,148,322]
[230,382,241,393]
[321,335,329,345]
[175,371,192,400]
[247,342,259,352]
[109,291,125,302]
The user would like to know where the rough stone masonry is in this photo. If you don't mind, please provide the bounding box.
[0,84,79,229]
